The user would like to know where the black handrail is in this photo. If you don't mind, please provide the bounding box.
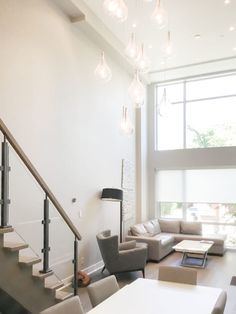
[0,118,81,241]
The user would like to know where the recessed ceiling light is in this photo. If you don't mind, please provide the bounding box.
[224,0,231,4]
[160,61,165,65]
[229,26,235,31]
[194,34,201,39]
[148,44,153,49]
[233,47,236,51]
[132,23,137,28]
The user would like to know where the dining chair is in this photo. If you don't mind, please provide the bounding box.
[40,296,84,314]
[211,291,227,314]
[158,266,197,285]
[87,275,119,307]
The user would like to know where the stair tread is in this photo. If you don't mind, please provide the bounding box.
[19,256,41,266]
[56,290,73,301]
[0,227,14,234]
[4,241,29,251]
[45,282,64,290]
[32,269,54,280]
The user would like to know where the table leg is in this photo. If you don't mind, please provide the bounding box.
[180,251,208,268]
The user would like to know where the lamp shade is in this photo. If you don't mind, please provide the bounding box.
[101,188,123,201]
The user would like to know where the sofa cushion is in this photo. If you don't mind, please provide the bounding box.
[159,219,180,233]
[181,221,202,235]
[144,220,161,235]
[154,234,175,246]
[131,224,148,236]
[150,219,161,234]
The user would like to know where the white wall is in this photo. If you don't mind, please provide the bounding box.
[0,0,137,277]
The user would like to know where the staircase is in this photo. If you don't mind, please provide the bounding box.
[0,119,82,313]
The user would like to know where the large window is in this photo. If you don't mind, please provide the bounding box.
[156,73,236,151]
[156,169,236,247]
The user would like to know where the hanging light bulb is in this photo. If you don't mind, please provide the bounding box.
[165,31,173,56]
[151,0,168,30]
[128,70,145,107]
[158,87,172,116]
[136,44,151,73]
[120,106,134,135]
[94,51,112,82]
[103,0,128,22]
[114,0,128,22]
[125,32,139,60]
[103,0,119,16]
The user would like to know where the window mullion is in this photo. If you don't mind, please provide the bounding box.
[183,81,187,149]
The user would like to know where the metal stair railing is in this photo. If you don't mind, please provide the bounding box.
[0,118,81,296]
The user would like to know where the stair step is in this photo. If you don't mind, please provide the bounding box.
[0,227,14,234]
[32,269,54,280]
[4,242,29,252]
[18,256,41,266]
[55,290,73,301]
[45,282,64,291]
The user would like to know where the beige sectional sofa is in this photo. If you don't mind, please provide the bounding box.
[125,219,226,262]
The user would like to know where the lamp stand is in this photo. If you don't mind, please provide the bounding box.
[120,201,123,243]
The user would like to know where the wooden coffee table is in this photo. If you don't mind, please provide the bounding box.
[173,240,214,268]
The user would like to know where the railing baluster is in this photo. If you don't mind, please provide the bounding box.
[40,194,52,274]
[73,237,78,296]
[1,136,11,229]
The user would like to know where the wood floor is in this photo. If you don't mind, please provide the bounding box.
[78,250,236,313]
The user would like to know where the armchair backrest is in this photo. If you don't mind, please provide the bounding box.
[96,230,119,266]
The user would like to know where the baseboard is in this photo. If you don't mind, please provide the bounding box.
[83,260,104,275]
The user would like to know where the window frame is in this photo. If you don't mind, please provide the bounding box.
[155,71,236,151]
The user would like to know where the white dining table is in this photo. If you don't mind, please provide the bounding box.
[87,278,222,314]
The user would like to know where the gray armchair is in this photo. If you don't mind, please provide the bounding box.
[96,230,147,277]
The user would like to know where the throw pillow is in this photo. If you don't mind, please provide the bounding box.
[150,219,161,234]
[144,220,161,235]
[131,223,147,236]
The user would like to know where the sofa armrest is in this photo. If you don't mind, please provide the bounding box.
[125,235,174,261]
[119,240,136,251]
[117,245,147,270]
[125,235,161,245]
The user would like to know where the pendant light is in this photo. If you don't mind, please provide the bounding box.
[104,0,128,22]
[125,32,139,60]
[128,70,145,107]
[94,51,112,82]
[158,87,172,116]
[151,0,168,30]
[136,44,150,73]
[103,0,119,16]
[115,0,128,22]
[120,106,134,135]
[165,31,173,55]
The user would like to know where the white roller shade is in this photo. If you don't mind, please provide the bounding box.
[156,169,236,203]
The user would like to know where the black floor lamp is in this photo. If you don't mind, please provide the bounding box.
[101,188,123,242]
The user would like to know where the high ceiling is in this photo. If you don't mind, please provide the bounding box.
[84,0,236,72]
